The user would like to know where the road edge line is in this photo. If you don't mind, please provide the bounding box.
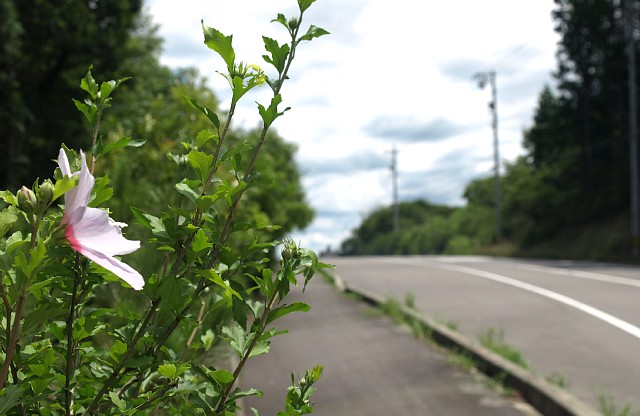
[327,271,600,416]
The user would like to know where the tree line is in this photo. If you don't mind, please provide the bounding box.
[342,0,640,261]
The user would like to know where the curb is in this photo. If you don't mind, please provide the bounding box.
[328,272,600,416]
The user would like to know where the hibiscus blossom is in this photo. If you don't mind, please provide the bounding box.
[58,148,144,290]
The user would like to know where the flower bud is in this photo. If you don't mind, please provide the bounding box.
[282,245,294,260]
[17,186,37,214]
[37,179,55,206]
[281,238,300,260]
[288,17,298,30]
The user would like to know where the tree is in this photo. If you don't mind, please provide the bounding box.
[530,0,636,220]
[1,0,143,190]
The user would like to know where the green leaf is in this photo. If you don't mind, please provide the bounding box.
[158,277,182,312]
[231,75,253,103]
[201,269,241,300]
[80,68,99,99]
[298,0,316,13]
[192,229,213,253]
[130,206,152,229]
[271,13,289,29]
[99,77,130,104]
[185,96,221,130]
[109,340,128,362]
[0,190,17,206]
[158,363,177,379]
[257,94,290,128]
[73,98,98,125]
[26,277,55,295]
[5,231,26,254]
[0,385,23,413]
[89,176,113,207]
[222,323,249,356]
[52,176,77,202]
[109,391,127,411]
[298,25,330,43]
[262,36,290,74]
[266,302,310,326]
[202,21,235,71]
[100,136,145,155]
[175,182,200,205]
[22,304,66,334]
[221,142,252,162]
[0,206,19,239]
[229,387,263,401]
[195,365,235,387]
[207,368,234,385]
[16,240,46,279]
[196,129,219,148]
[188,150,214,184]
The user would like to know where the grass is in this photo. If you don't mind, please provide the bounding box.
[598,391,640,416]
[545,372,570,389]
[477,327,530,370]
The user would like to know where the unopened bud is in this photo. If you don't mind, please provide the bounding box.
[37,179,55,206]
[288,17,298,30]
[281,238,300,260]
[17,186,37,214]
[282,245,294,260]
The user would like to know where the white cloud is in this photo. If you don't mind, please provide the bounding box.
[144,0,560,252]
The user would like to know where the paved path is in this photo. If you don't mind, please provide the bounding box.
[240,274,536,415]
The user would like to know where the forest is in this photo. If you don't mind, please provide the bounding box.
[341,0,640,261]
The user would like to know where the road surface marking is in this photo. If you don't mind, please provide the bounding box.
[380,257,640,340]
[512,263,640,288]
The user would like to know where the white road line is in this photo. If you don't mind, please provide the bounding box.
[512,263,640,288]
[380,257,640,340]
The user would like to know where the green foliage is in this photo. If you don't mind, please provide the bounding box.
[0,0,145,190]
[477,328,530,370]
[341,200,480,255]
[276,365,324,416]
[0,2,330,415]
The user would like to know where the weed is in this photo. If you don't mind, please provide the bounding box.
[546,372,570,389]
[598,391,639,416]
[404,292,416,309]
[477,328,530,370]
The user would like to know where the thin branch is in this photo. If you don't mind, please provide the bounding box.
[64,254,83,415]
[214,292,278,414]
[84,297,161,414]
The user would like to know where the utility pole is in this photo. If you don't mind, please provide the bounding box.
[390,144,399,234]
[473,70,502,242]
[625,0,640,256]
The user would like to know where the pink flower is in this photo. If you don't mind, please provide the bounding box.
[58,149,144,290]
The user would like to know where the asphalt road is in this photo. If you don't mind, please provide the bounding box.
[328,255,640,410]
[240,270,536,416]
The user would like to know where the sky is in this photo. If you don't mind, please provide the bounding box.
[144,0,560,253]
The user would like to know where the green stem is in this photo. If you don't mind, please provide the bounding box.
[134,382,175,411]
[0,218,42,389]
[0,274,12,357]
[0,294,25,389]
[64,254,82,415]
[203,101,236,193]
[152,279,207,355]
[214,293,278,414]
[84,297,160,415]
[90,107,103,175]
